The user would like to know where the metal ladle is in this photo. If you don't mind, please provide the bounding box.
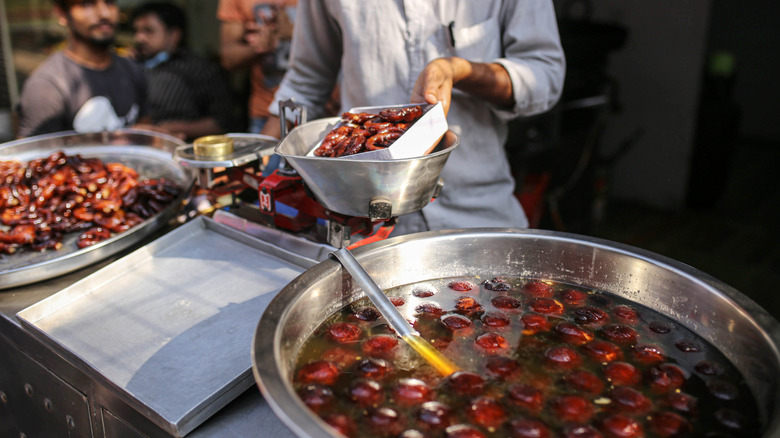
[330,248,459,377]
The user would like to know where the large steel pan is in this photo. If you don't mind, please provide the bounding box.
[0,129,194,289]
[275,118,459,218]
[252,228,780,437]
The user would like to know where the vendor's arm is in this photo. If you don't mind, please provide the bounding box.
[269,0,342,121]
[412,57,514,116]
[415,1,565,120]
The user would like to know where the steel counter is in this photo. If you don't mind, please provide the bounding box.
[0,215,316,438]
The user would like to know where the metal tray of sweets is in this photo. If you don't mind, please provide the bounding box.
[16,215,318,437]
[0,129,195,290]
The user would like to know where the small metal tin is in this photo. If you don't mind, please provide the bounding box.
[193,135,235,157]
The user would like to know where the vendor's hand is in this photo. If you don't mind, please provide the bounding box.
[411,58,457,116]
[243,21,278,55]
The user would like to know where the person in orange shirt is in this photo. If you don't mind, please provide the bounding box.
[217,0,296,135]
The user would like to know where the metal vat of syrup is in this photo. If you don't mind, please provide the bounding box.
[251,228,780,437]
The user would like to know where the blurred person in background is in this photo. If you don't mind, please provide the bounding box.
[17,0,147,138]
[217,0,296,135]
[131,2,237,142]
[265,0,566,235]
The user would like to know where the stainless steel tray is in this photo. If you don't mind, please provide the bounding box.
[0,129,195,290]
[16,216,317,437]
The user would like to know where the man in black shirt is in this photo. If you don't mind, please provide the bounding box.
[17,0,146,138]
[131,2,236,141]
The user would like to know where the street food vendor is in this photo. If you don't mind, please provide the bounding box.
[265,0,565,235]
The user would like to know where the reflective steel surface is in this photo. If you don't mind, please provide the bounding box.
[252,228,780,437]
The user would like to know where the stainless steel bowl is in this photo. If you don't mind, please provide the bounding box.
[275,118,459,218]
[252,228,780,437]
[0,129,194,289]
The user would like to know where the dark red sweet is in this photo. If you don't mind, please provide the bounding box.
[323,413,357,437]
[325,322,362,344]
[507,418,552,438]
[491,295,522,310]
[483,278,511,292]
[481,312,510,328]
[366,407,403,436]
[521,313,551,333]
[416,302,444,316]
[321,346,360,370]
[555,322,595,345]
[675,339,702,353]
[507,384,545,414]
[563,424,603,438]
[416,401,453,430]
[349,379,383,407]
[524,280,554,297]
[475,332,509,354]
[648,320,672,334]
[604,362,641,386]
[444,424,487,438]
[296,360,340,385]
[582,340,623,363]
[352,307,381,322]
[694,359,725,376]
[632,344,666,365]
[467,396,507,429]
[714,408,748,430]
[390,296,405,306]
[600,324,639,345]
[572,307,611,327]
[649,411,691,437]
[412,288,435,298]
[560,288,588,307]
[297,384,334,412]
[599,414,643,438]
[485,356,521,379]
[448,281,474,292]
[447,371,485,396]
[708,380,739,401]
[362,335,399,358]
[455,296,484,316]
[610,305,639,325]
[544,345,582,370]
[647,363,686,394]
[550,395,594,423]
[441,313,473,330]
[393,378,432,406]
[609,386,652,414]
[371,322,397,335]
[662,392,697,413]
[564,370,605,394]
[355,357,392,380]
[528,297,564,315]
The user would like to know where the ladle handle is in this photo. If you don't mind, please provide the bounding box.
[330,248,417,338]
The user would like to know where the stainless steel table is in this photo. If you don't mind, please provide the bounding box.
[0,213,324,438]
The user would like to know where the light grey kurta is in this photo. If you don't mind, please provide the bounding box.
[271,0,565,234]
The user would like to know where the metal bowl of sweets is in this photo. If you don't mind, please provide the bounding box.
[274,102,457,219]
[252,228,780,437]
